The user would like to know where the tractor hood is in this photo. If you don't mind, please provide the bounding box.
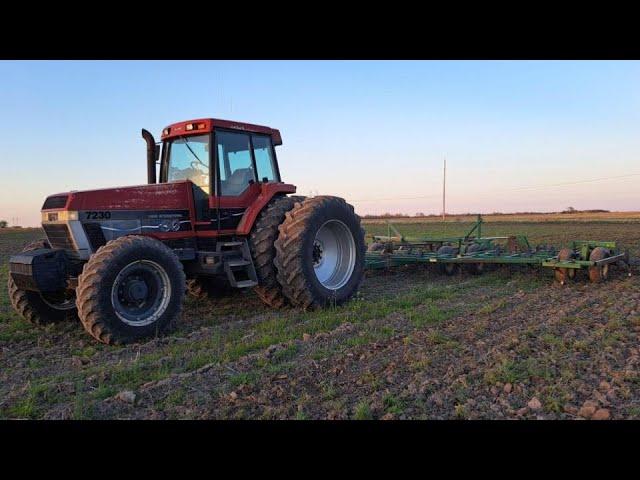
[41,181,194,213]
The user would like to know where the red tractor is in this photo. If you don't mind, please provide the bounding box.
[8,118,365,344]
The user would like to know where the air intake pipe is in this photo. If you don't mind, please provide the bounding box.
[142,129,159,184]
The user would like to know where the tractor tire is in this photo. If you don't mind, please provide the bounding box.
[76,235,185,345]
[249,195,305,308]
[437,245,459,276]
[554,248,575,285]
[588,247,610,283]
[465,243,484,275]
[274,196,366,309]
[7,239,78,325]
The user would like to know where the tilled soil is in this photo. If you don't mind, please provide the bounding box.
[1,225,639,419]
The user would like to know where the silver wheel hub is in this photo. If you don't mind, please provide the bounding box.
[111,260,171,327]
[313,220,356,290]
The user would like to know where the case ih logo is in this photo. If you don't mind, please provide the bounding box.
[48,213,58,222]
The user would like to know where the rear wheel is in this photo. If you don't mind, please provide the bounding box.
[274,196,365,309]
[554,248,576,284]
[7,239,77,325]
[76,235,185,345]
[249,195,305,308]
[588,247,610,283]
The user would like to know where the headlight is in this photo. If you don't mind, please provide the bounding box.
[42,211,79,222]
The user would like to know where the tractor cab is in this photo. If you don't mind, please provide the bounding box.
[145,119,287,229]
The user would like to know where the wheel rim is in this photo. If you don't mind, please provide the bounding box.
[111,260,171,326]
[312,220,356,290]
[40,291,76,311]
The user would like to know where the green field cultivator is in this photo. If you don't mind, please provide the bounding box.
[365,215,631,284]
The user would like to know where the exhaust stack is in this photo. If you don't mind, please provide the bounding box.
[142,129,158,184]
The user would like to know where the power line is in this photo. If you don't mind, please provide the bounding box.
[506,173,640,192]
[350,172,640,204]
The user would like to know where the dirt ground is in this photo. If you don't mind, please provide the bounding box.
[1,217,640,420]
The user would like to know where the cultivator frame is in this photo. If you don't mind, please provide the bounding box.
[364,215,631,284]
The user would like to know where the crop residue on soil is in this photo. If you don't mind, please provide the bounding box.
[1,218,639,419]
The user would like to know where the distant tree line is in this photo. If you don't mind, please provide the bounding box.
[362,208,610,219]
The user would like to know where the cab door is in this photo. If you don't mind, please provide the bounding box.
[211,129,261,232]
[210,129,282,233]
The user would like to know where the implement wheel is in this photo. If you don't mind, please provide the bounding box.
[465,243,484,275]
[554,248,576,285]
[437,245,459,276]
[588,247,610,283]
[367,242,385,252]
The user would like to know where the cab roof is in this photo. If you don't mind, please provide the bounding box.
[160,118,282,145]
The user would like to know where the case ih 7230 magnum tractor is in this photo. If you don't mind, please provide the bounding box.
[8,118,365,344]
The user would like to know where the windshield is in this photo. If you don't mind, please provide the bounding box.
[166,134,210,193]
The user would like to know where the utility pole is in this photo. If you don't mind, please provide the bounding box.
[442,157,446,222]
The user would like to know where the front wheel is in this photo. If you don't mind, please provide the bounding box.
[274,196,366,309]
[76,235,185,345]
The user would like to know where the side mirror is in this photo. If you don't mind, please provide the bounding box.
[154,144,160,162]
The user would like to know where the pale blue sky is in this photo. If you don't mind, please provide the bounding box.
[1,60,639,226]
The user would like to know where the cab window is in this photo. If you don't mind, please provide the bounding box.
[216,131,256,196]
[252,135,279,182]
[166,134,210,194]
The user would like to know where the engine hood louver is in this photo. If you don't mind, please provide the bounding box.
[42,195,69,210]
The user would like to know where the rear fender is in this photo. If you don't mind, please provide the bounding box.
[235,183,296,235]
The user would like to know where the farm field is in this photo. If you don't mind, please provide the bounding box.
[1,215,640,420]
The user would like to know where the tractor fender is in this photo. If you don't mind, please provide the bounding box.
[235,183,296,235]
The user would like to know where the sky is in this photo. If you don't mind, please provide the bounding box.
[0,60,639,227]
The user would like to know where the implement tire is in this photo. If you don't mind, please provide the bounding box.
[588,247,610,283]
[274,196,365,309]
[465,243,484,275]
[76,235,185,345]
[437,245,459,276]
[7,239,77,325]
[554,248,576,285]
[249,195,305,308]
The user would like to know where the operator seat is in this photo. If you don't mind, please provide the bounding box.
[223,168,254,195]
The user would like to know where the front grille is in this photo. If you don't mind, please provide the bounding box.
[10,263,32,276]
[42,224,75,250]
[42,195,68,210]
[83,223,106,250]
